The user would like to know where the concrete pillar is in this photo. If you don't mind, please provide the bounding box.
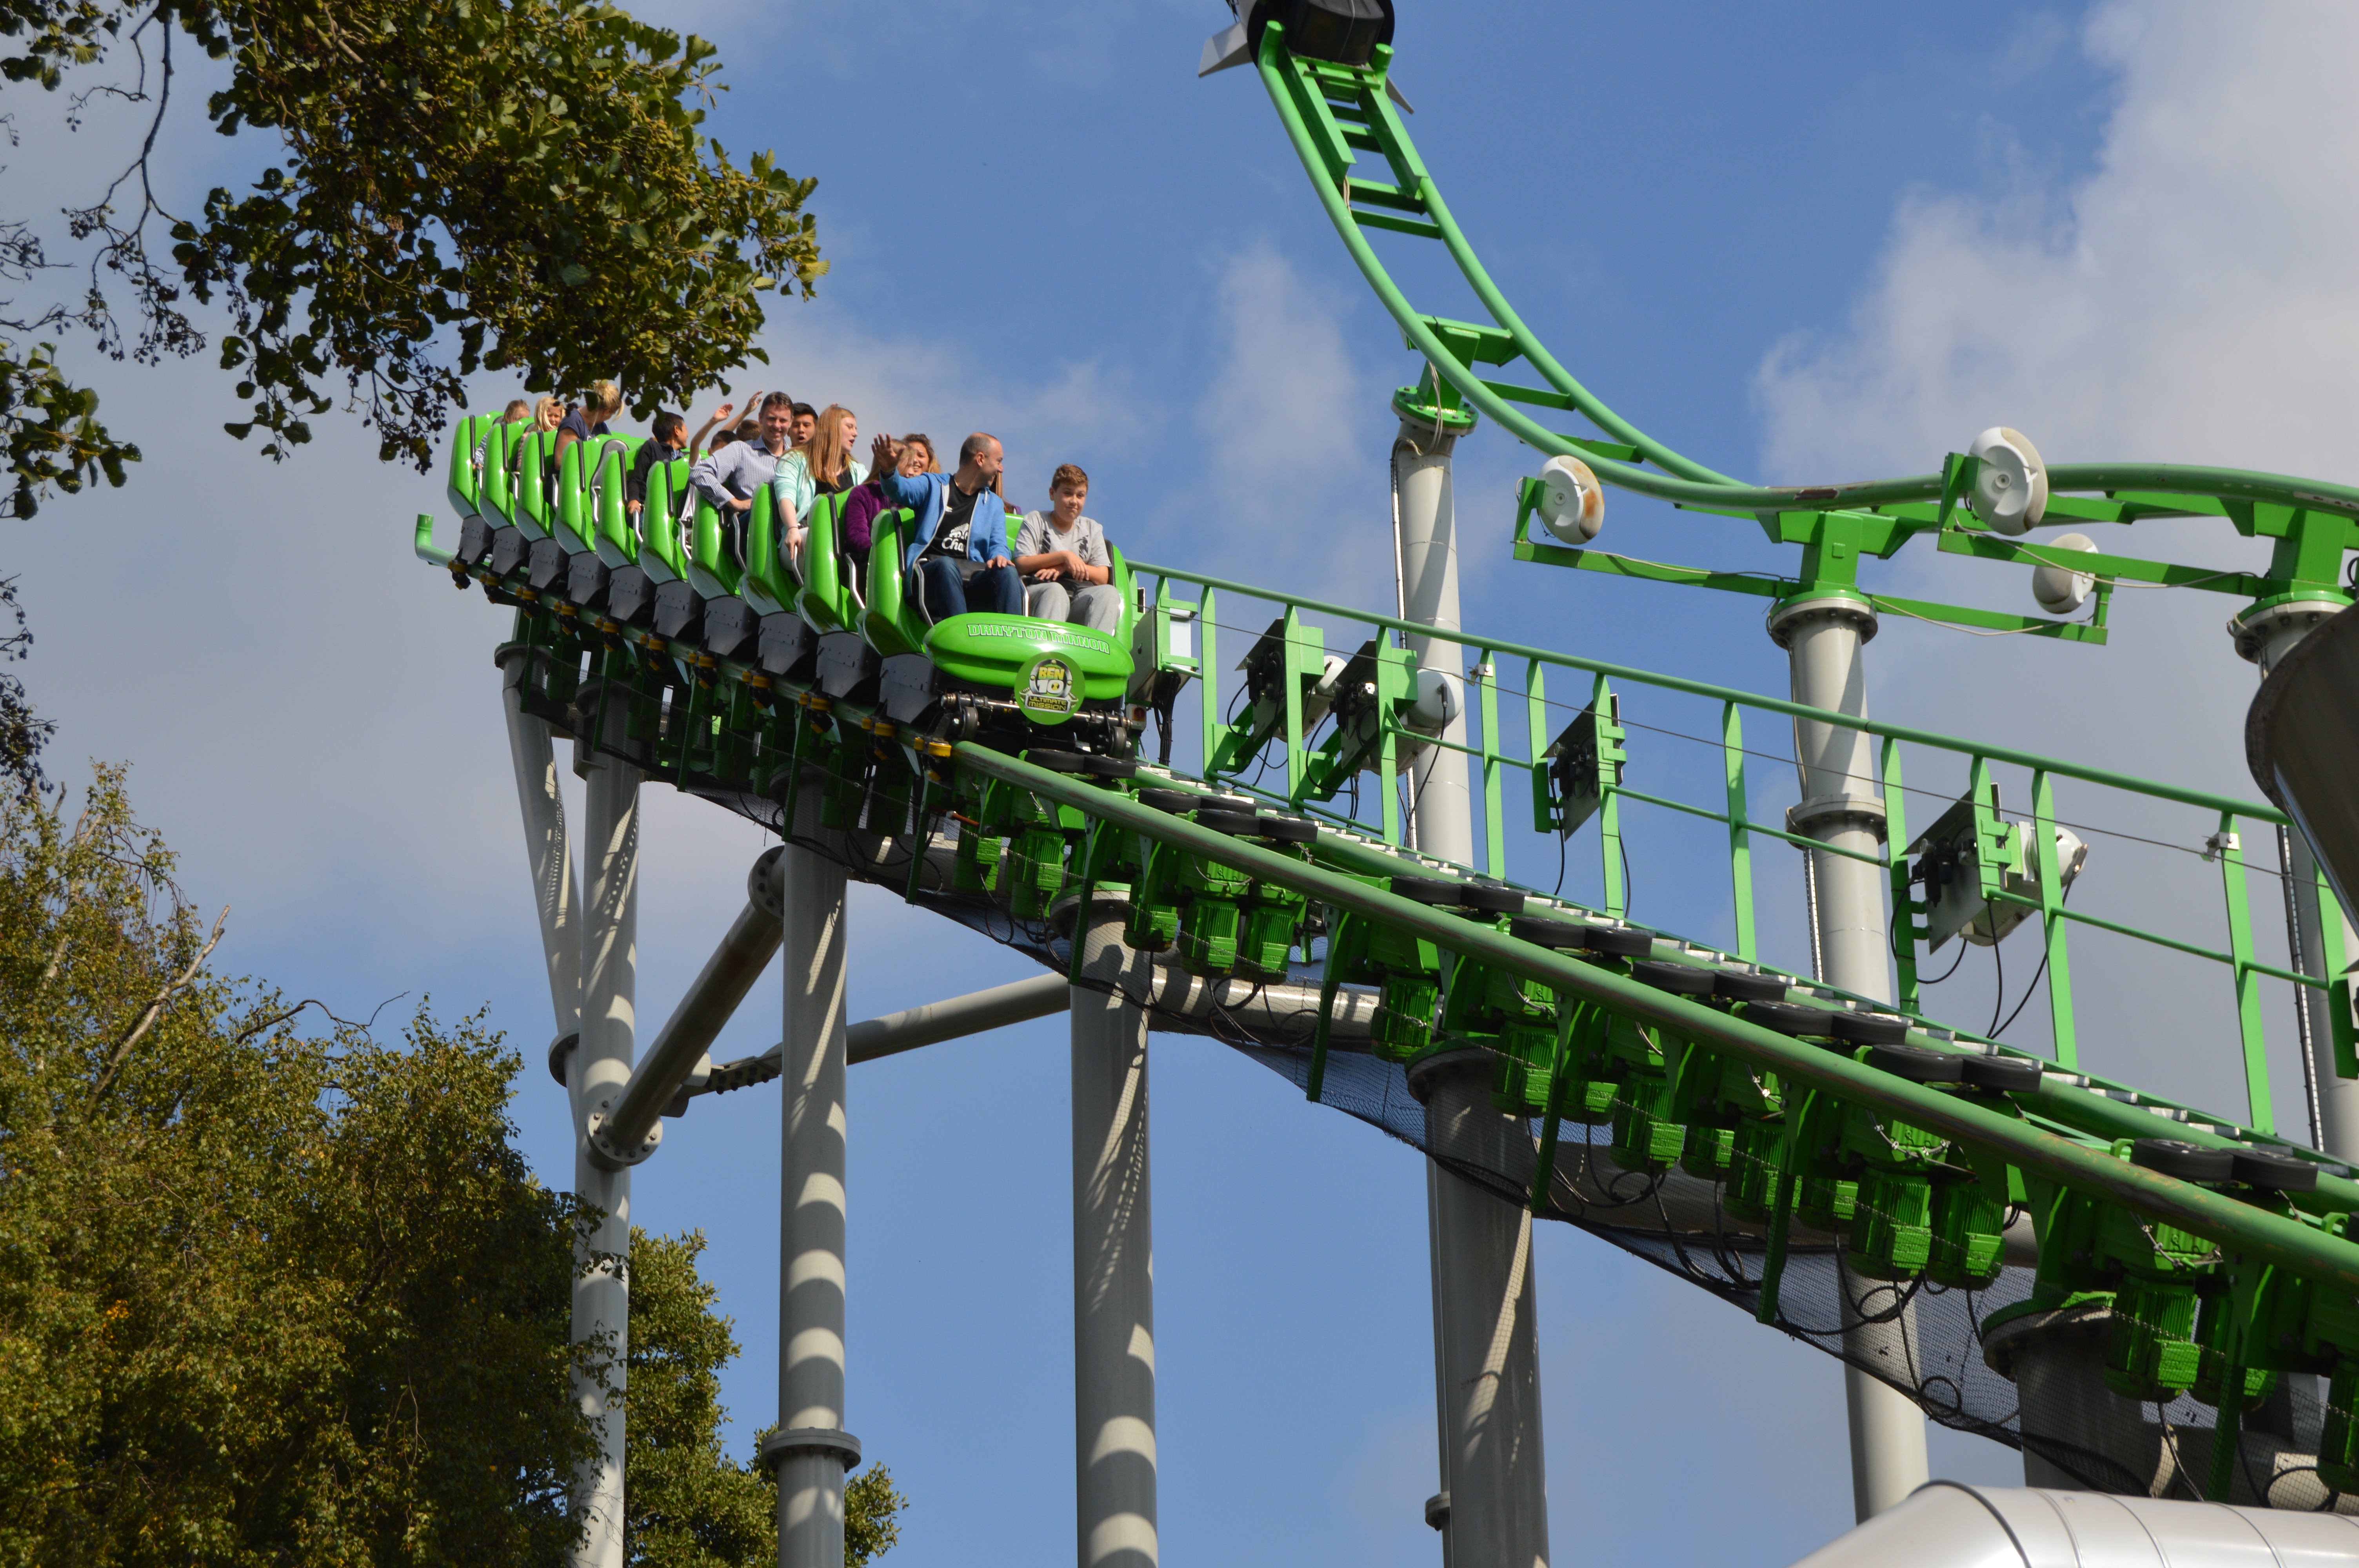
[2248,609,2359,1160]
[1395,405,1551,1565]
[570,692,640,1568]
[1769,597,1930,1523]
[766,830,860,1568]
[1413,1051,1550,1568]
[1071,899,1158,1568]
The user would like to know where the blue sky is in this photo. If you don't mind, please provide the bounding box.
[16,2,2359,1562]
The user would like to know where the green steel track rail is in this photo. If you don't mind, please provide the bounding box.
[1251,27,2359,532]
[960,742,2359,1294]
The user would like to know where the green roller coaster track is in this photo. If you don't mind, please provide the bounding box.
[1249,24,2359,645]
[410,20,2359,1507]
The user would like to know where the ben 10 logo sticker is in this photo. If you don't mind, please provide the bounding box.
[1016,652,1081,724]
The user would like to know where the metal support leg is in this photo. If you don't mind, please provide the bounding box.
[1071,900,1157,1568]
[1394,406,1551,1564]
[499,647,581,1065]
[1772,597,1929,1522]
[1413,1053,1550,1568]
[570,699,640,1568]
[770,833,858,1567]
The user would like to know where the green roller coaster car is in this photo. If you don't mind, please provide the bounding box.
[442,412,1146,759]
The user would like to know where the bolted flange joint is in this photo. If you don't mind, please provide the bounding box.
[1786,792,1889,844]
[584,1094,662,1169]
[1766,593,1879,650]
[758,1426,862,1473]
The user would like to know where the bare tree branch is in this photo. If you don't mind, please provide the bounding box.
[91,902,225,1100]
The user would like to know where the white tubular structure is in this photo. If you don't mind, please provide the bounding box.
[1787,1482,2359,1566]
[1768,597,1930,1523]
[2241,604,2359,1160]
[767,830,860,1568]
[1394,406,1552,1567]
[1410,1051,1550,1568]
[849,971,1074,1063]
[499,648,581,1065]
[570,691,641,1568]
[1071,899,1158,1568]
[1393,419,1474,862]
[590,846,787,1167]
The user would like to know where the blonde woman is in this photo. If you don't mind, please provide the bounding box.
[533,395,565,432]
[556,379,622,462]
[772,405,865,565]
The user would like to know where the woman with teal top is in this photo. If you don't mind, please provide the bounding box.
[773,405,867,567]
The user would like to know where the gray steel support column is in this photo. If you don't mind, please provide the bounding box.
[1413,1053,1550,1568]
[2249,612,2359,1160]
[570,699,640,1568]
[1071,898,1157,1568]
[498,648,581,1063]
[1395,407,1551,1566]
[1394,420,1473,864]
[772,830,858,1568]
[1770,597,1929,1522]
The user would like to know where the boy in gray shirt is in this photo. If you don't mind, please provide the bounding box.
[1013,463,1121,632]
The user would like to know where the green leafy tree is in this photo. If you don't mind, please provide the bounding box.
[627,1227,907,1568]
[0,758,908,1564]
[0,765,595,1565]
[0,0,823,499]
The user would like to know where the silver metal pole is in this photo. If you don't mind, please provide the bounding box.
[1394,424,1474,866]
[1770,597,1928,1523]
[1394,405,1552,1566]
[2248,611,2359,1160]
[591,846,787,1166]
[1412,1051,1549,1568]
[570,689,640,1568]
[499,647,582,1072]
[766,820,860,1568]
[1071,897,1158,1568]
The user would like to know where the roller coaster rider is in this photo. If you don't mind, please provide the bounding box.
[688,390,795,565]
[883,431,1027,623]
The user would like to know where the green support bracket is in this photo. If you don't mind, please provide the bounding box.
[1884,738,1920,1016]
[1593,675,1626,920]
[2215,813,2274,1135]
[1475,651,1504,877]
[2032,771,2080,1069]
[1725,702,1757,965]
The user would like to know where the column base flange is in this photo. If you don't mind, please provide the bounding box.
[759,1426,863,1472]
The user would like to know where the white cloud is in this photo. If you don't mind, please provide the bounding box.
[1757,0,2359,480]
[1189,243,1392,604]
[1749,1,2359,1128]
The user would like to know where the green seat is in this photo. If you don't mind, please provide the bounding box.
[685,490,742,600]
[791,492,852,633]
[860,508,928,657]
[740,484,792,615]
[636,458,690,584]
[511,427,560,541]
[447,412,494,519]
[582,435,644,567]
[478,418,529,530]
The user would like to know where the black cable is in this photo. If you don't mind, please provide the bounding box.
[1987,923,2007,1039]
[1618,835,1634,919]
[1990,879,2077,1040]
[1553,826,1569,898]
[1917,940,1968,985]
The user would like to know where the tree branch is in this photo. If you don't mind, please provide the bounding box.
[90,902,225,1101]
